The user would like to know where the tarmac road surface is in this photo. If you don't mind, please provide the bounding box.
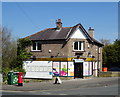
[2,84,119,95]
[2,77,120,96]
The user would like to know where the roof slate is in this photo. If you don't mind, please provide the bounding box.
[27,27,72,40]
[26,24,103,46]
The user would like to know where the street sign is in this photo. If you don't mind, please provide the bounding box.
[74,59,84,63]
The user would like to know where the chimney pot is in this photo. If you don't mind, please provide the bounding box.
[56,19,62,30]
[89,27,94,30]
[57,19,61,22]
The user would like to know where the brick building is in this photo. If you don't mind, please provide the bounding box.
[23,19,103,79]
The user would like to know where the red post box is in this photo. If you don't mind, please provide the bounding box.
[18,72,23,86]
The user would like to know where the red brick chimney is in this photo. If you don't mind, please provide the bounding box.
[56,19,62,30]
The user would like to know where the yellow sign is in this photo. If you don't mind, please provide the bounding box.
[36,57,95,62]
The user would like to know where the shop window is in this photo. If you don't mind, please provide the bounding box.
[31,42,41,51]
[73,41,84,51]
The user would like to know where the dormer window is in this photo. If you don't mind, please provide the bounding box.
[73,41,84,51]
[31,42,41,51]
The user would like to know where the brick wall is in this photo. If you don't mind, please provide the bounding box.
[26,38,102,70]
[27,40,68,57]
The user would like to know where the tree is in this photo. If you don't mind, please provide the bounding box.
[100,39,111,67]
[102,39,120,68]
[16,38,32,69]
[2,27,17,69]
[1,26,32,82]
[2,27,32,69]
[1,27,17,82]
[113,40,120,67]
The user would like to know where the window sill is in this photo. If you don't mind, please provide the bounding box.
[31,50,42,52]
[73,50,85,52]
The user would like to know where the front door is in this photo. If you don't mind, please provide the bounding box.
[74,63,83,78]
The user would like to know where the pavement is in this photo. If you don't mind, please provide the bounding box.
[2,77,119,91]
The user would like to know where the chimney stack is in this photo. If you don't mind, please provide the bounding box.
[56,19,62,30]
[88,27,94,38]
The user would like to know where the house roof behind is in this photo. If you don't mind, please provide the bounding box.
[26,24,103,46]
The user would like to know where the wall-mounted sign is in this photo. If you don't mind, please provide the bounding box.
[53,62,60,76]
[23,61,52,79]
[60,62,68,76]
[83,62,89,76]
[74,59,84,63]
[68,62,74,76]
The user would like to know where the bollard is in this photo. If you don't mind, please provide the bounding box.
[18,72,23,86]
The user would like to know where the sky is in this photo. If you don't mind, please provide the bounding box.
[2,2,118,43]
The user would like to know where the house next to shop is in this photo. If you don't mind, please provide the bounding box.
[23,19,104,79]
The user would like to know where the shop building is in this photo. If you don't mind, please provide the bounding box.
[23,19,103,79]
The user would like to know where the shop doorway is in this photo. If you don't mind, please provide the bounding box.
[74,62,83,78]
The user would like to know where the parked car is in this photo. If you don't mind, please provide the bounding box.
[108,67,120,71]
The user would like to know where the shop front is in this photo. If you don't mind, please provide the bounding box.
[23,57,95,79]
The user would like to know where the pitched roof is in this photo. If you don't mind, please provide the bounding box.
[26,24,103,46]
[27,27,72,40]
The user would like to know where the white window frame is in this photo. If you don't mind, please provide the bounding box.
[73,41,84,51]
[98,47,101,54]
[31,42,41,51]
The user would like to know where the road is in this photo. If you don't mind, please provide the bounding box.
[2,84,119,95]
[2,77,120,96]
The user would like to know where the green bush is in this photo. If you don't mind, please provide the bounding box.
[12,67,26,73]
[2,67,11,82]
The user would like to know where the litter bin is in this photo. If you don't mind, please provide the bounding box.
[102,67,108,72]
[7,72,18,85]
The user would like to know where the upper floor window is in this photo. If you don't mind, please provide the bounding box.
[31,42,41,51]
[73,41,84,51]
[98,47,101,54]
